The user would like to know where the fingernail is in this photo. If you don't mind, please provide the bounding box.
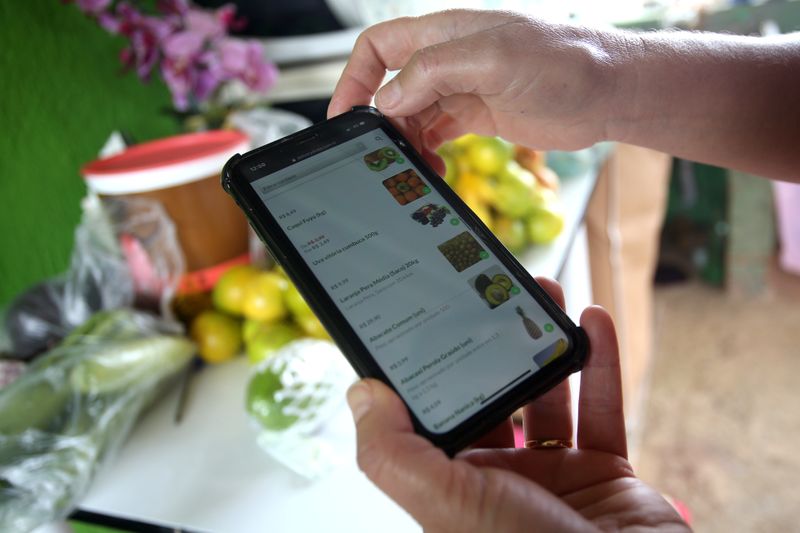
[347,381,373,423]
[377,81,400,109]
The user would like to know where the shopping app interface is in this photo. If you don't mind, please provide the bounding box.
[253,129,569,432]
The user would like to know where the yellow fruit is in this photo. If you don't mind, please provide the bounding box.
[295,313,330,340]
[245,322,301,364]
[467,199,494,231]
[284,283,313,319]
[457,172,496,204]
[452,133,480,150]
[527,204,565,245]
[441,153,458,185]
[190,311,242,364]
[242,272,288,322]
[494,217,528,253]
[463,136,513,176]
[242,318,264,344]
[212,264,260,316]
[494,162,540,218]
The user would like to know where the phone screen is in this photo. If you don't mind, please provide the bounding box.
[251,127,570,433]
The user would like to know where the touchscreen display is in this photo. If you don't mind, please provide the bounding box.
[252,128,570,433]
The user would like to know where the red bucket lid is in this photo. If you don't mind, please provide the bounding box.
[82,130,249,195]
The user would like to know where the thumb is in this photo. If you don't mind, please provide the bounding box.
[347,379,481,529]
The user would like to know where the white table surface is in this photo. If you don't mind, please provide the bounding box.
[79,169,598,532]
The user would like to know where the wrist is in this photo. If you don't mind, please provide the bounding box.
[596,28,646,145]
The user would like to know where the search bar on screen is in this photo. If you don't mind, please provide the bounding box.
[259,141,367,196]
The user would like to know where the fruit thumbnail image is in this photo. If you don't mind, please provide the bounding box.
[411,204,451,227]
[383,169,431,205]
[515,306,542,339]
[438,231,487,272]
[469,266,517,309]
[364,146,403,172]
[533,338,568,367]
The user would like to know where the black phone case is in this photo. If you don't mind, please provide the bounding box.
[222,106,588,455]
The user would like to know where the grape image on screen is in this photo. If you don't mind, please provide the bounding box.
[437,232,487,272]
[411,204,451,227]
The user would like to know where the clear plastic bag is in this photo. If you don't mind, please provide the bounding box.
[4,195,184,361]
[0,309,195,532]
[245,339,355,479]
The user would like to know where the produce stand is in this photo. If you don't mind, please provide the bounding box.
[74,168,598,533]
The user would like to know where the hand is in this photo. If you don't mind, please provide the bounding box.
[345,277,689,532]
[328,10,623,160]
[329,9,800,181]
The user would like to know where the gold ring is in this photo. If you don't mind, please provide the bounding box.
[524,439,573,449]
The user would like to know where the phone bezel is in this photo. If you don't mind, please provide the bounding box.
[223,106,588,455]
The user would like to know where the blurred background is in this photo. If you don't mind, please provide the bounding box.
[1,0,799,532]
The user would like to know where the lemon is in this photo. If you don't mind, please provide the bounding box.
[457,172,496,204]
[441,153,458,185]
[212,264,260,316]
[190,310,242,364]
[464,136,513,176]
[243,272,288,322]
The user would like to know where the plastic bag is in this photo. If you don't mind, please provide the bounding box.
[245,339,355,479]
[0,309,195,532]
[4,195,183,361]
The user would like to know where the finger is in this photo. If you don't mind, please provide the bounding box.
[468,418,515,449]
[346,379,483,526]
[423,147,446,176]
[532,276,565,311]
[328,10,515,118]
[577,306,627,458]
[523,277,573,445]
[385,111,447,175]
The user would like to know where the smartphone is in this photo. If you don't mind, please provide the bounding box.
[222,106,587,454]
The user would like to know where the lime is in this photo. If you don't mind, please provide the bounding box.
[212,265,260,316]
[243,272,288,322]
[246,322,302,365]
[284,283,313,319]
[246,364,300,431]
[190,310,242,364]
[527,205,565,245]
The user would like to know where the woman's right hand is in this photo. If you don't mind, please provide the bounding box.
[328,10,629,155]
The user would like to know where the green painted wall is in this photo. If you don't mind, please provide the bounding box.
[0,1,179,306]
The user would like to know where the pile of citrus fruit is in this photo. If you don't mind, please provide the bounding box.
[437,135,565,253]
[189,266,328,365]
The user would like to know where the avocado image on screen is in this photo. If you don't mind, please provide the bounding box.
[484,283,509,307]
[474,274,493,295]
[492,273,513,291]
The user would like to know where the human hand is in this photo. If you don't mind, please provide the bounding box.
[328,10,626,161]
[345,277,689,532]
[330,9,800,181]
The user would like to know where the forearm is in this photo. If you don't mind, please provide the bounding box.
[605,29,800,181]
